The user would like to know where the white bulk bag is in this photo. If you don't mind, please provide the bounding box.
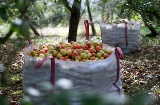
[23,44,124,105]
[100,21,141,53]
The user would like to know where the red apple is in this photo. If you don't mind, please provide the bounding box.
[104,54,110,59]
[89,48,95,53]
[96,46,102,52]
[90,56,96,60]
[43,47,48,53]
[86,41,92,48]
[71,50,78,58]
[38,50,45,55]
[59,56,66,60]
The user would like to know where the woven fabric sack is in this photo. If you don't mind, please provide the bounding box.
[23,44,124,105]
[100,21,141,53]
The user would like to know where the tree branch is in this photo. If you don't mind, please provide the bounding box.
[0,6,29,44]
[61,0,72,11]
[0,29,13,44]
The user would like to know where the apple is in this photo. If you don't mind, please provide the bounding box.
[60,49,67,56]
[43,47,48,53]
[30,51,38,57]
[59,42,65,46]
[104,49,112,54]
[100,57,104,60]
[96,52,102,58]
[39,53,45,58]
[90,56,96,60]
[47,45,54,50]
[28,40,112,61]
[104,54,110,59]
[80,53,88,59]
[56,52,63,58]
[87,53,92,58]
[86,41,92,48]
[89,48,95,53]
[38,50,45,55]
[33,48,38,52]
[84,50,90,54]
[93,42,98,47]
[65,43,72,47]
[71,50,78,58]
[81,45,88,50]
[70,41,74,45]
[76,49,84,54]
[64,56,69,59]
[66,49,72,56]
[44,52,50,57]
[55,44,61,51]
[52,50,58,57]
[39,45,45,50]
[59,56,66,60]
[81,59,86,62]
[61,44,67,49]
[96,46,102,52]
[75,55,82,61]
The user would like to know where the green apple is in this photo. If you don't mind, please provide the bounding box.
[60,49,67,56]
[56,52,63,58]
[75,55,82,61]
[80,53,87,59]
[52,50,58,57]
[96,52,101,58]
[39,54,45,58]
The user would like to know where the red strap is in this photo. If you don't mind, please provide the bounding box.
[28,38,32,45]
[115,47,124,59]
[84,20,89,40]
[113,47,124,93]
[35,56,55,86]
[50,58,55,86]
[122,20,128,47]
[35,56,53,68]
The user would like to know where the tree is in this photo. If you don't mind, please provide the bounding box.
[0,0,40,44]
[118,0,160,36]
[61,0,82,42]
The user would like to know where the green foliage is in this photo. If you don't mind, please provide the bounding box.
[130,92,154,105]
[0,95,10,105]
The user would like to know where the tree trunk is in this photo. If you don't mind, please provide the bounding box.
[86,0,96,36]
[68,0,82,42]
[141,15,158,37]
[28,20,40,36]
[101,5,105,22]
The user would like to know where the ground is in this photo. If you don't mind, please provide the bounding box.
[0,33,160,104]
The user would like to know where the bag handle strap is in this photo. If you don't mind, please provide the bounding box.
[84,20,89,40]
[28,38,32,45]
[35,56,55,87]
[122,20,129,53]
[113,47,124,93]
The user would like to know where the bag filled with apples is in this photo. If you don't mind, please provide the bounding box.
[23,40,124,105]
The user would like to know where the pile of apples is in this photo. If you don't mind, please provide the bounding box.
[27,41,112,62]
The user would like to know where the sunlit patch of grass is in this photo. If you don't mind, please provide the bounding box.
[140,26,151,36]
